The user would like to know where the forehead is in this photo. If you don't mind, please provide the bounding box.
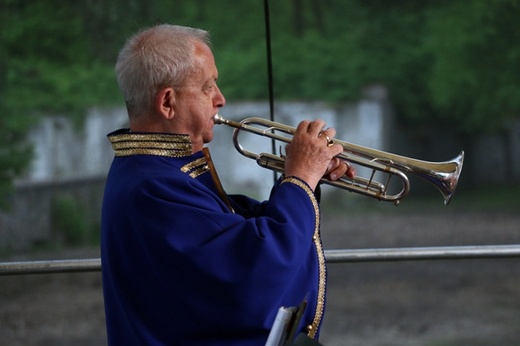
[190,41,218,83]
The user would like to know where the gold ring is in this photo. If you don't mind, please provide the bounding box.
[324,136,334,147]
[319,131,334,146]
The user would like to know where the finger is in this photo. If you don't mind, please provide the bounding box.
[343,161,356,178]
[319,127,337,139]
[326,157,341,172]
[325,158,345,181]
[327,166,343,181]
[318,128,337,147]
[307,119,326,136]
[326,159,356,181]
[295,120,312,134]
[319,133,333,147]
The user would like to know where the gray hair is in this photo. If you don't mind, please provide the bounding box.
[115,24,210,120]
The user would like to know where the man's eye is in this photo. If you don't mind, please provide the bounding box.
[204,85,215,93]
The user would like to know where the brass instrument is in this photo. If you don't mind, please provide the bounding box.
[213,114,464,206]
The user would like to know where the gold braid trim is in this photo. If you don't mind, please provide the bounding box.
[180,157,210,178]
[281,177,325,339]
[108,131,192,157]
[181,157,207,173]
[108,130,210,178]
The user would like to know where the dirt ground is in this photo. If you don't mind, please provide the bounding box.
[1,210,520,346]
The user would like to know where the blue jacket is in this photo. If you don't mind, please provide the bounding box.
[101,129,326,345]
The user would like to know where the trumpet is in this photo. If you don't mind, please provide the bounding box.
[213,114,464,206]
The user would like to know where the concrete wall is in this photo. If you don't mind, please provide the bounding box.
[17,96,395,199]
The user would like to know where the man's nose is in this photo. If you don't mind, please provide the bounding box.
[215,86,226,108]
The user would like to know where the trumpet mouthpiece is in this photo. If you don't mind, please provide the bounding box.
[213,113,224,124]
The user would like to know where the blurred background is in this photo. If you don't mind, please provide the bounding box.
[1,1,520,345]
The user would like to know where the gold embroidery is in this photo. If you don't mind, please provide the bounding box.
[109,132,191,144]
[181,158,209,178]
[108,131,192,157]
[189,165,209,178]
[181,158,207,173]
[114,148,190,158]
[107,130,211,178]
[112,141,191,152]
[281,177,325,339]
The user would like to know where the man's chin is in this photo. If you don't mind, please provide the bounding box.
[203,133,213,144]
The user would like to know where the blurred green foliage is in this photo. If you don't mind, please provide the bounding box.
[1,0,520,199]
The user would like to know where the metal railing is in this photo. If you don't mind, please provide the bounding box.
[2,244,520,276]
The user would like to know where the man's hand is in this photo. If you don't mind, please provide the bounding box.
[284,119,354,191]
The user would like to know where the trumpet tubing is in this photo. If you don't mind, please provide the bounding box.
[213,114,464,205]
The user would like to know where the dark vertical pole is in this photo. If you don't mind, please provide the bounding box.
[263,0,278,184]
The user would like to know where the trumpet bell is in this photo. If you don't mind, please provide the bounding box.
[417,151,464,205]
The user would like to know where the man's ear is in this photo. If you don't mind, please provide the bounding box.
[155,87,176,120]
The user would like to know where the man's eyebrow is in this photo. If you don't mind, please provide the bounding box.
[205,76,218,85]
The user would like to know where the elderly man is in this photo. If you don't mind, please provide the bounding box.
[101,24,354,346]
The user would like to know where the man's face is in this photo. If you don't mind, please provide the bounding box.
[172,41,226,152]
